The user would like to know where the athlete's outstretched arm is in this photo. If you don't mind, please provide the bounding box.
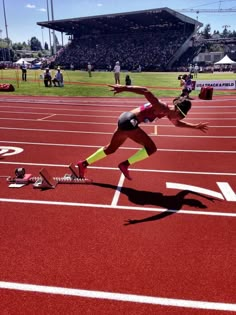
[108,84,149,95]
[108,84,163,108]
[171,119,209,133]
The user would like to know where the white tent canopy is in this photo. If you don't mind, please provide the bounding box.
[15,58,31,65]
[214,55,236,65]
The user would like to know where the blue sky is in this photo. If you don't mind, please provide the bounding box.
[1,0,236,44]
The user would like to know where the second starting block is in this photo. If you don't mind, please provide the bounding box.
[7,163,92,189]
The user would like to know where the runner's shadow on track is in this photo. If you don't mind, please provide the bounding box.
[93,183,215,225]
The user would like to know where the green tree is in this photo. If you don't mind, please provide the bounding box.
[44,42,49,50]
[12,42,23,50]
[202,24,211,39]
[0,37,11,48]
[222,26,230,38]
[30,36,42,51]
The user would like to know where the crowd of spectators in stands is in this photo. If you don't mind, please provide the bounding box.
[53,29,190,71]
[2,26,235,73]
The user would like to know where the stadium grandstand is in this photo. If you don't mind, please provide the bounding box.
[37,7,203,71]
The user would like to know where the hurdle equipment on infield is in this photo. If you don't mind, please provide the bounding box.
[7,163,92,189]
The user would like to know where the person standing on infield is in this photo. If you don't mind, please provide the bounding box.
[113,61,121,84]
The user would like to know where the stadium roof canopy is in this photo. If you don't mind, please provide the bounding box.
[37,7,202,37]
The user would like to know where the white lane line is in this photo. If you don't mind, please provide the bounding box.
[0,96,236,104]
[0,198,235,217]
[158,149,236,153]
[1,108,236,115]
[111,174,125,206]
[1,112,236,121]
[209,125,236,128]
[0,161,236,176]
[0,106,128,113]
[0,118,117,125]
[2,117,236,124]
[0,127,112,134]
[38,114,56,120]
[0,127,236,139]
[0,110,53,115]
[0,140,236,153]
[0,99,140,107]
[0,281,235,311]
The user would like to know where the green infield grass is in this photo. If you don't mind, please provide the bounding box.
[0,68,235,98]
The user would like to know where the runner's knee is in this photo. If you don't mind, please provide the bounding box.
[104,145,117,155]
[145,144,157,155]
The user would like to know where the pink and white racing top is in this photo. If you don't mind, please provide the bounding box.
[138,102,168,123]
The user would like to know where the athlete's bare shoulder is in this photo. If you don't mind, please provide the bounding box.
[152,98,170,115]
[143,91,166,110]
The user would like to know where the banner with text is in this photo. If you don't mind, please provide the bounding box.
[195,80,236,90]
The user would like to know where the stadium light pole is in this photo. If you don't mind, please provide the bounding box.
[2,0,10,60]
[50,0,56,55]
[46,0,52,54]
[41,26,45,49]
[0,28,5,61]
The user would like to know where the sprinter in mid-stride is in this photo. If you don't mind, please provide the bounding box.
[77,84,209,180]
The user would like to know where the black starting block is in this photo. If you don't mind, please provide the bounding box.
[7,163,92,189]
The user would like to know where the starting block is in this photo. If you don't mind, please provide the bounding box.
[33,168,58,189]
[7,163,92,189]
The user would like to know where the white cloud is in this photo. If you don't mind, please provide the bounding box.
[97,3,103,7]
[26,4,36,9]
[38,8,47,12]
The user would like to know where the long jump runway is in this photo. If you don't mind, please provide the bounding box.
[0,96,235,314]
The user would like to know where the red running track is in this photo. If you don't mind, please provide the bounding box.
[0,96,235,314]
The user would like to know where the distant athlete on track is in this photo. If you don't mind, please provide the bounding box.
[77,85,209,180]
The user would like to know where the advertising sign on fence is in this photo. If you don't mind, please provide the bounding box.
[195,80,236,90]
